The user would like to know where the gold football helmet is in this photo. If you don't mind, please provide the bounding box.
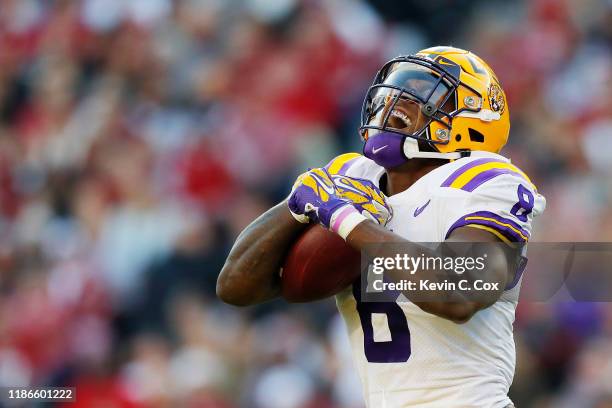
[361,46,510,163]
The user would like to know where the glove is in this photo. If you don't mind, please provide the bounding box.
[288,168,345,225]
[288,168,369,239]
[331,175,392,226]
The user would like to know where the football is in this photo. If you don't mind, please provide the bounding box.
[281,224,361,302]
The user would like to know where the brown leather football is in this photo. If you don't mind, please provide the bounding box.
[281,224,361,302]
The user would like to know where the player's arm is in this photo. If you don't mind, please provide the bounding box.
[346,220,510,323]
[217,161,372,307]
[287,169,511,323]
[216,200,307,306]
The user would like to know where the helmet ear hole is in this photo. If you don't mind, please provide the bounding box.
[468,128,485,143]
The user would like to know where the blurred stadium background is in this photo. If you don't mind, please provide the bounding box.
[0,0,611,407]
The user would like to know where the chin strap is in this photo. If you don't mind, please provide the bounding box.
[402,138,466,160]
[364,131,470,166]
[403,150,464,160]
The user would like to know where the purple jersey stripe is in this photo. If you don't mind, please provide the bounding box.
[466,218,527,242]
[461,167,528,192]
[337,157,358,176]
[445,211,530,242]
[505,255,528,290]
[441,158,503,187]
[445,217,525,242]
[467,211,530,238]
[324,155,358,176]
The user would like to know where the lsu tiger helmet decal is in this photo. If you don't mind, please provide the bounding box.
[360,46,510,167]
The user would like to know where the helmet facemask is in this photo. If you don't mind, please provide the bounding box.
[361,56,475,167]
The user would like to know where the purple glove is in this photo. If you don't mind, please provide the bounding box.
[288,168,369,239]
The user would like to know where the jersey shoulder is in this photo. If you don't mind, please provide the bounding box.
[324,152,384,182]
[433,153,537,194]
[428,153,546,243]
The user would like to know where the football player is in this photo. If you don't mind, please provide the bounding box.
[217,46,546,407]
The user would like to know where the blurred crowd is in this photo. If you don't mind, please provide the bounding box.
[0,0,610,407]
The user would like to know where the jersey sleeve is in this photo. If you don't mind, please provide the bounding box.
[323,153,386,183]
[441,167,546,244]
[324,153,362,176]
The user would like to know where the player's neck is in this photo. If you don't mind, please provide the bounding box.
[384,158,447,195]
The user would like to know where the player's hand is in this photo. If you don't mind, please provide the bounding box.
[288,168,349,227]
[288,168,387,240]
[331,175,393,226]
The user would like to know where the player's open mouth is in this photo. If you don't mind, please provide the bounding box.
[390,109,413,130]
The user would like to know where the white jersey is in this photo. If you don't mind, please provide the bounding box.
[326,151,546,408]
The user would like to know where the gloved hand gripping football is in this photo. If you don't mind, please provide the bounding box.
[288,168,392,240]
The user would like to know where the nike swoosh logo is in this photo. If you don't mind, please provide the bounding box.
[372,145,388,154]
[310,173,336,195]
[413,199,431,217]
